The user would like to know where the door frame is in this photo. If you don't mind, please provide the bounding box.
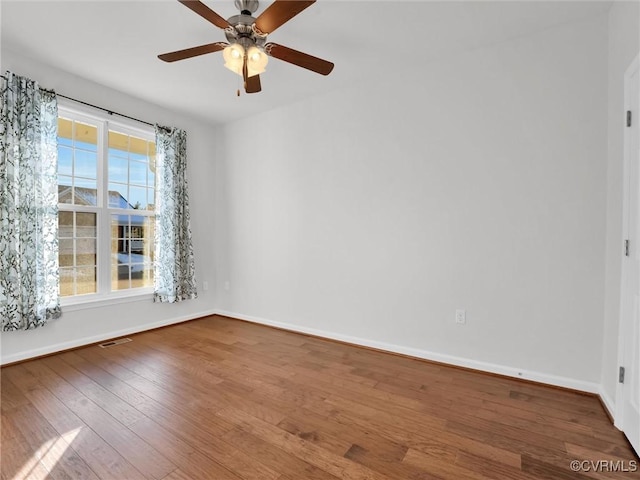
[616,53,640,436]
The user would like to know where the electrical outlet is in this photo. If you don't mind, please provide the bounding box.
[202,281,209,291]
[455,309,466,325]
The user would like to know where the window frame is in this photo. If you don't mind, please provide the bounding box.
[58,100,156,309]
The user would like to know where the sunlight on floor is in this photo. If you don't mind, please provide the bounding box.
[13,427,82,480]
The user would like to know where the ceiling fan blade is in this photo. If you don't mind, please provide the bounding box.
[158,42,228,62]
[178,0,230,29]
[265,43,334,76]
[254,0,315,35]
[245,74,262,94]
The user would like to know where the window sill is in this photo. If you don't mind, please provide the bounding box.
[61,289,154,312]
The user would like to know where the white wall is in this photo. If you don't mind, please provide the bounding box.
[601,1,640,409]
[215,15,609,390]
[0,50,219,364]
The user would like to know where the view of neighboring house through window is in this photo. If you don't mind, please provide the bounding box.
[57,107,156,301]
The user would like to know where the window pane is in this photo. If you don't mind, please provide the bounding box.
[129,160,147,186]
[58,119,99,209]
[75,266,97,295]
[59,239,74,267]
[58,177,73,204]
[130,215,145,255]
[75,150,97,179]
[111,214,130,292]
[76,212,97,237]
[130,263,145,288]
[111,214,154,291]
[73,180,98,206]
[108,130,129,155]
[129,186,147,210]
[60,268,74,296]
[74,122,97,152]
[59,266,97,297]
[109,156,128,184]
[112,265,130,291]
[108,183,129,208]
[76,238,96,266]
[58,146,73,176]
[58,118,73,147]
[112,214,127,241]
[58,212,97,295]
[76,254,95,267]
[59,211,73,238]
[129,136,147,161]
[116,251,131,265]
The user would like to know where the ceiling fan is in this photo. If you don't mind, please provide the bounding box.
[158,0,334,94]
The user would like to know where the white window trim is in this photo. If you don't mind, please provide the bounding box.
[58,100,156,310]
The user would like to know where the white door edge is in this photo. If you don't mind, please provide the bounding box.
[616,53,640,447]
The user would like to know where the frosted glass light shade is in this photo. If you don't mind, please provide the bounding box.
[246,46,268,77]
[223,44,245,75]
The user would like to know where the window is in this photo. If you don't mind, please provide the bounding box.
[57,105,156,304]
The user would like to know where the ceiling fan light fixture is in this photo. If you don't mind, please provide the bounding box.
[223,43,245,75]
[246,46,268,77]
[159,0,334,94]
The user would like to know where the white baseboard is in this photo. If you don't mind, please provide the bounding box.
[3,307,604,397]
[598,386,620,428]
[215,309,601,394]
[0,309,217,365]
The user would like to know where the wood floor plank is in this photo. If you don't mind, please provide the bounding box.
[160,469,192,480]
[49,355,146,427]
[71,347,284,480]
[3,402,100,480]
[1,407,52,480]
[18,361,175,480]
[2,315,637,480]
[276,416,354,457]
[343,443,442,480]
[76,347,236,435]
[300,389,523,470]
[128,416,248,480]
[454,451,539,480]
[3,365,146,480]
[222,425,343,480]
[1,376,31,413]
[403,447,494,480]
[276,405,408,463]
[102,340,287,427]
[218,407,390,480]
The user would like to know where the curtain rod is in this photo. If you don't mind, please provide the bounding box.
[1,74,154,127]
[56,93,154,127]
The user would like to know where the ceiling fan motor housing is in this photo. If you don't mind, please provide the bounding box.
[225,7,267,49]
[234,0,259,14]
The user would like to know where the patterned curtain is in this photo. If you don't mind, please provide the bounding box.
[153,125,197,303]
[0,72,60,330]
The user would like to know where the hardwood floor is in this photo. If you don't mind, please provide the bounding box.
[1,315,638,480]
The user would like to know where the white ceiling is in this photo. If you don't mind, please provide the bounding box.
[2,0,611,125]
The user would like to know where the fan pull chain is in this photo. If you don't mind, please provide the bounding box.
[236,74,241,97]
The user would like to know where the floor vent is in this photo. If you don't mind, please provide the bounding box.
[98,338,132,348]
